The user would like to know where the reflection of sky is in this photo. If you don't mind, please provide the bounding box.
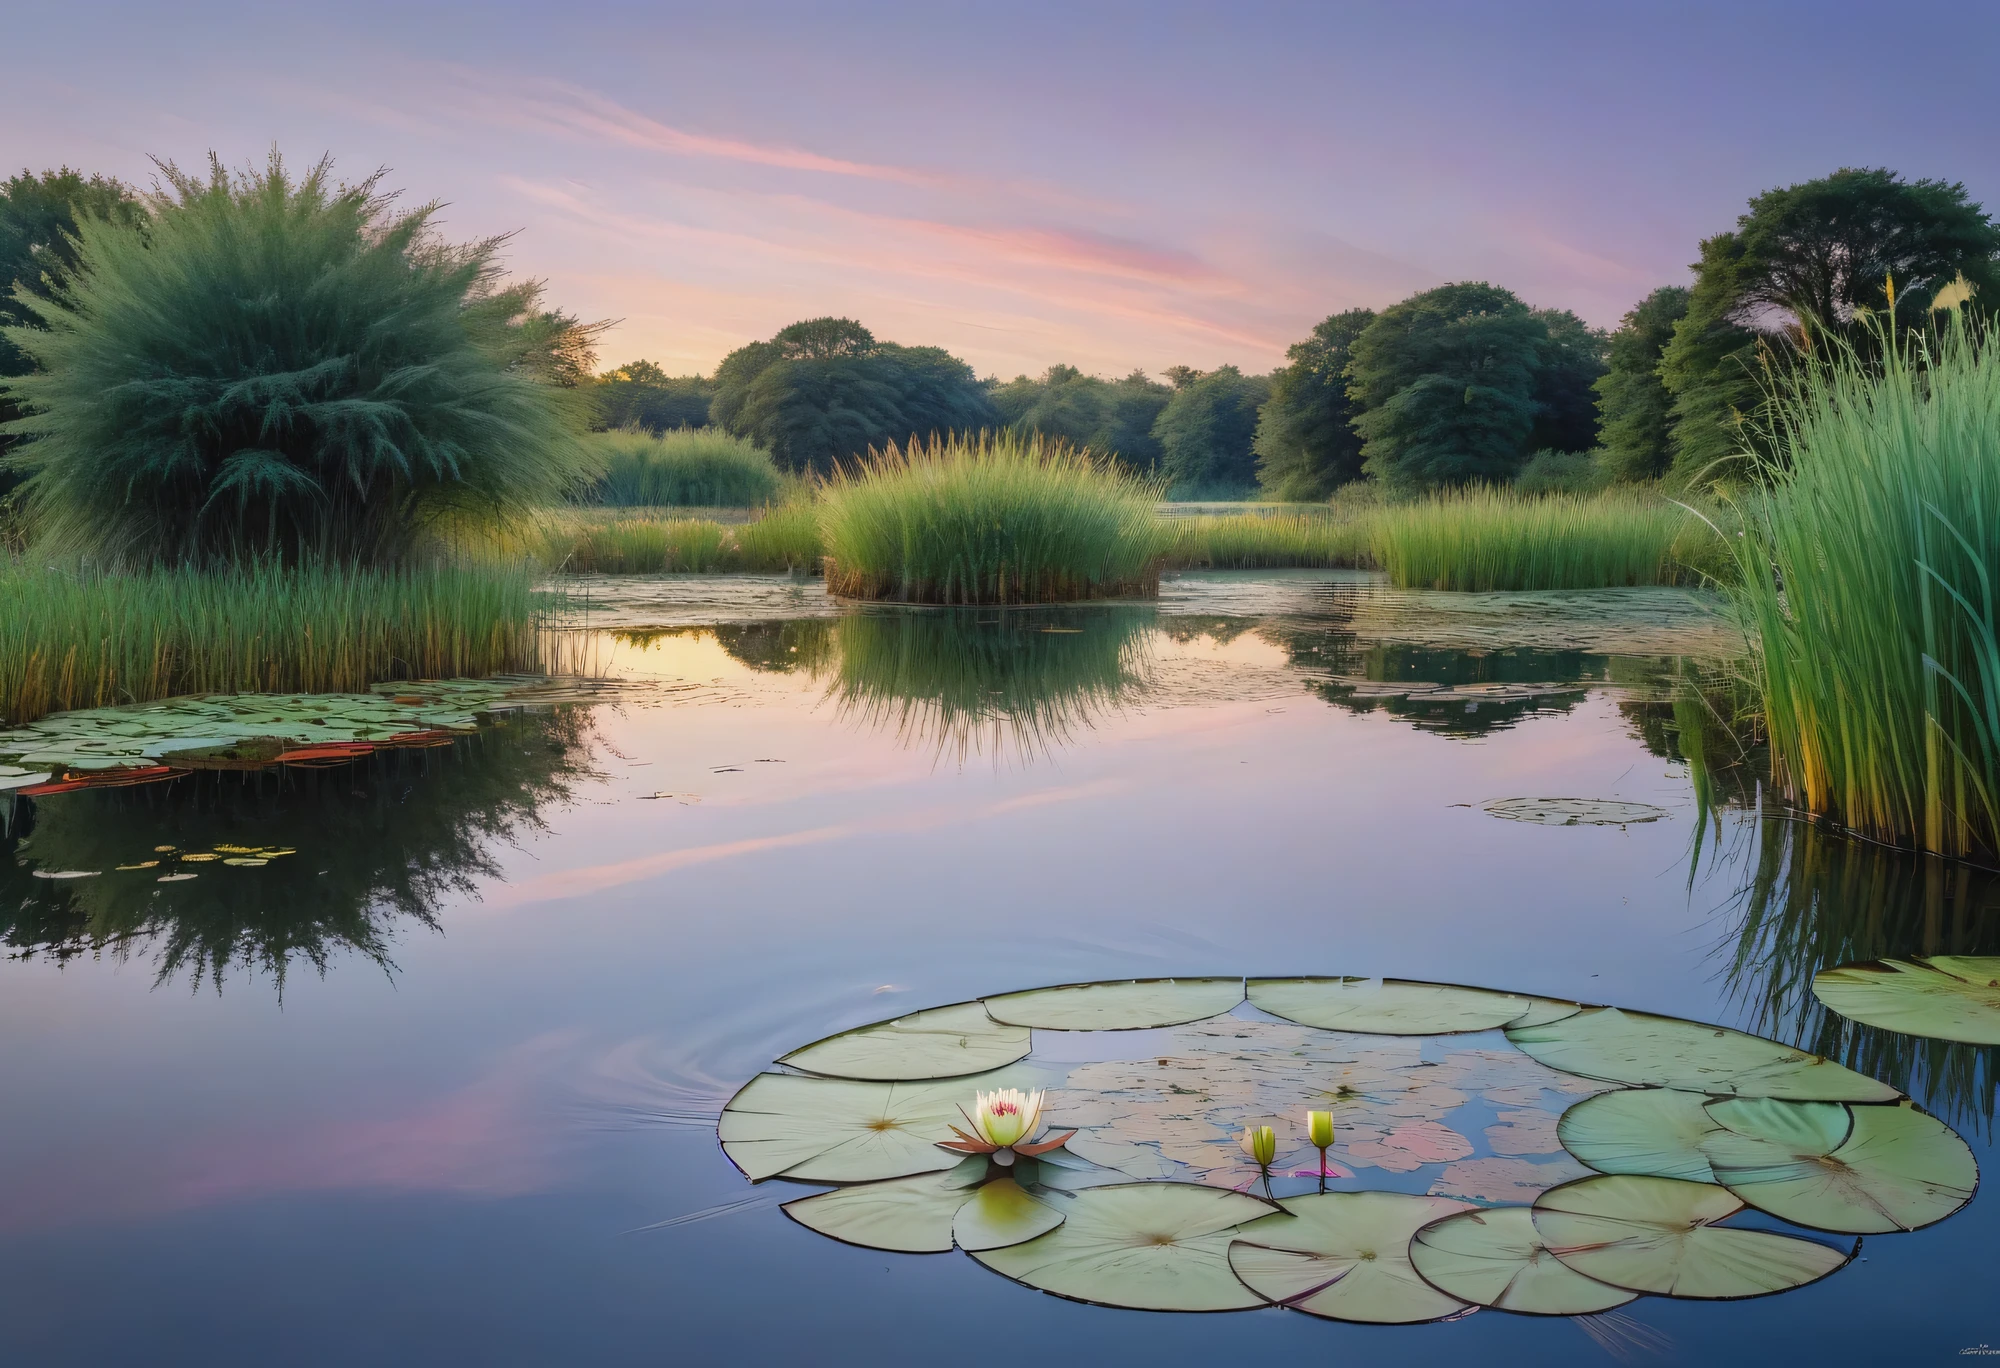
[1,605,1994,1362]
[5,3,1995,378]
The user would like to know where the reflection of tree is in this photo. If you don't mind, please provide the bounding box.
[0,709,596,993]
[1715,816,2000,1131]
[824,607,1152,762]
[708,621,836,674]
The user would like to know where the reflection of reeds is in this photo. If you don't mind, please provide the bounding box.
[0,708,596,993]
[824,607,1152,762]
[1716,814,2000,1132]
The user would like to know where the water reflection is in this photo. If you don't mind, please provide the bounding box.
[1713,816,2000,1132]
[0,710,595,992]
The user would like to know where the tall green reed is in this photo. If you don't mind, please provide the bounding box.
[1732,298,2000,857]
[1369,486,1713,590]
[818,432,1168,603]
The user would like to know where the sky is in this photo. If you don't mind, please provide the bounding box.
[8,1,1999,381]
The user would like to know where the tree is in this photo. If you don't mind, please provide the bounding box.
[1527,308,1609,454]
[988,364,1170,469]
[1152,364,1269,495]
[1660,168,2000,482]
[593,359,714,432]
[1253,308,1374,500]
[1594,286,1690,482]
[709,317,994,474]
[0,152,595,565]
[0,169,145,493]
[1347,282,1545,488]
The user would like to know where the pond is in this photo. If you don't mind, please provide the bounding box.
[1,570,1993,1366]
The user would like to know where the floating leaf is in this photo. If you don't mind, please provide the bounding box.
[1407,1205,1636,1315]
[719,1065,1053,1182]
[971,1182,1274,1311]
[29,869,99,880]
[1810,957,2000,1046]
[780,1158,988,1252]
[0,770,52,792]
[1557,1088,1722,1182]
[982,978,1244,1031]
[156,873,198,883]
[952,1176,1065,1251]
[1479,798,1669,826]
[1504,998,1587,1029]
[779,1001,1031,1081]
[1531,1175,1851,1298]
[1506,1007,1898,1101]
[1227,1191,1477,1323]
[1249,977,1532,1034]
[1700,1098,1978,1234]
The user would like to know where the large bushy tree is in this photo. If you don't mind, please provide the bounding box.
[1595,286,1689,482]
[1527,308,1609,454]
[709,317,994,474]
[0,153,596,564]
[1253,308,1373,500]
[1347,282,1545,487]
[989,364,1170,469]
[1152,365,1269,495]
[594,359,714,432]
[1660,167,2000,482]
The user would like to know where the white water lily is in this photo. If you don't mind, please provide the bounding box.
[941,1087,1075,1160]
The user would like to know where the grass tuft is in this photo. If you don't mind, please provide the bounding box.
[1367,487,1715,590]
[587,427,781,508]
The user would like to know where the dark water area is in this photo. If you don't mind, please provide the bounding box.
[1,571,1992,1366]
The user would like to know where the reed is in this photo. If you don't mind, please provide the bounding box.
[551,516,729,573]
[0,561,551,726]
[731,498,824,572]
[1368,486,1712,590]
[587,427,780,508]
[1732,302,2000,857]
[818,432,1168,603]
[1165,512,1372,569]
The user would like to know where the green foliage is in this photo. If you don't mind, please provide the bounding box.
[588,426,779,507]
[1662,167,2000,487]
[1166,512,1370,569]
[1348,282,1546,489]
[1528,308,1610,453]
[731,498,823,572]
[593,359,714,432]
[0,560,550,726]
[539,499,823,574]
[1152,364,1270,496]
[1253,309,1373,500]
[1596,286,1691,482]
[0,153,597,566]
[988,365,1171,469]
[710,317,995,475]
[1730,307,2000,857]
[817,431,1167,603]
[1368,486,1708,590]
[1514,448,1609,496]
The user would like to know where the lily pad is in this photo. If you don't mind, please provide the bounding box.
[972,1182,1274,1311]
[0,770,52,791]
[1811,957,2000,1046]
[719,1064,1053,1182]
[1249,977,1533,1034]
[1227,1191,1477,1323]
[1479,798,1669,827]
[1531,1175,1851,1299]
[1504,998,1587,1030]
[779,1001,1032,1081]
[1556,1088,1722,1183]
[780,1158,989,1252]
[1700,1098,1978,1234]
[1506,1007,1899,1102]
[1407,1205,1637,1315]
[952,1177,1066,1252]
[982,978,1244,1031]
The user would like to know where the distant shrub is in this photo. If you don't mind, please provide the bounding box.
[589,427,780,507]
[1514,448,1612,496]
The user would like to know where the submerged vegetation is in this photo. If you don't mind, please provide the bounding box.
[818,432,1166,603]
[587,426,780,507]
[1733,302,2000,858]
[0,561,550,726]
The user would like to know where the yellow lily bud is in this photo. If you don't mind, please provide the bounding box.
[1239,1124,1277,1167]
[1307,1109,1334,1150]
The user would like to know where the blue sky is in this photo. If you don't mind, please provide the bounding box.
[9,1,1997,378]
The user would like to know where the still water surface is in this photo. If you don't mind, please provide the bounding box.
[1,572,1992,1365]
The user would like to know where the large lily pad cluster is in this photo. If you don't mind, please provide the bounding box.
[720,975,1977,1322]
[0,675,615,795]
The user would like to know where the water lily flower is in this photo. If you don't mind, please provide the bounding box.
[1306,1109,1335,1191]
[940,1088,1075,1165]
[1239,1124,1277,1167]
